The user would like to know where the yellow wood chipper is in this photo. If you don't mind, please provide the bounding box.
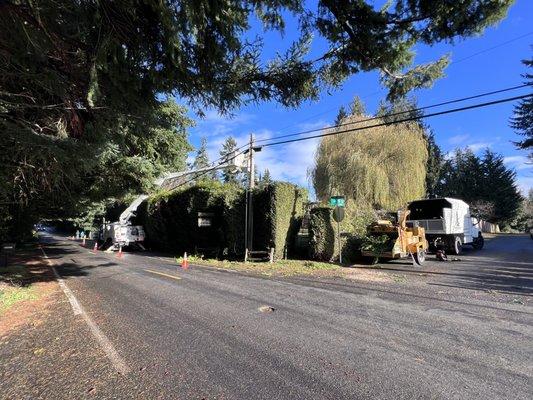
[361,210,429,266]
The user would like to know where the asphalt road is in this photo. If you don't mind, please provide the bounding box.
[2,234,532,399]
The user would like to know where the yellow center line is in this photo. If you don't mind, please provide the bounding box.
[144,269,182,280]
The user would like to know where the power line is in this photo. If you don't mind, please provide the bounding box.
[175,92,531,191]
[174,92,531,191]
[451,31,533,65]
[261,93,532,148]
[269,30,533,134]
[173,148,249,189]
[255,83,531,145]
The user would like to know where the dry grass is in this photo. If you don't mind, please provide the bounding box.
[181,257,339,277]
[180,256,394,283]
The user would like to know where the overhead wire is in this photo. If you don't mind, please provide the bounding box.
[260,93,533,148]
[171,91,532,191]
[272,30,533,135]
[255,83,532,145]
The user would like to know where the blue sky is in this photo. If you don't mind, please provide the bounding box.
[188,0,532,197]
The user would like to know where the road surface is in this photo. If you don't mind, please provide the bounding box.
[1,234,532,399]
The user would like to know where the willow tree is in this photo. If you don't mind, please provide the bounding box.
[312,114,428,211]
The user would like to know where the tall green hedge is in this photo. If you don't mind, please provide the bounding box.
[252,183,307,258]
[308,207,336,261]
[137,181,243,256]
[137,181,307,259]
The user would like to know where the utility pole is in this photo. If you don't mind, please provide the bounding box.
[244,134,255,261]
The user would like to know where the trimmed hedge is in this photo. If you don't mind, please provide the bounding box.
[138,181,307,259]
[252,183,307,258]
[308,207,336,261]
[137,181,242,257]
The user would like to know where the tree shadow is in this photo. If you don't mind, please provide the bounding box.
[348,245,533,296]
[1,241,121,288]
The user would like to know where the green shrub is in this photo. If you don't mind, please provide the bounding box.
[257,183,307,258]
[308,207,336,261]
[308,205,375,263]
[139,181,242,256]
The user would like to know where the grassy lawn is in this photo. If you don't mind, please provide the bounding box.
[177,255,395,284]
[179,256,342,277]
[0,265,41,315]
[0,286,37,314]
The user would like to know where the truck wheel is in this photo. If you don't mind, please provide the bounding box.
[413,249,426,266]
[472,234,484,250]
[451,236,462,255]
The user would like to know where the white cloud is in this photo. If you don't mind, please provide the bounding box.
[296,120,329,132]
[193,110,255,137]
[255,136,319,193]
[504,155,531,171]
[467,142,491,153]
[190,111,322,192]
[448,134,470,145]
[503,155,524,164]
[516,176,533,195]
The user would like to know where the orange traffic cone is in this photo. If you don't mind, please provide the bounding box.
[117,246,123,259]
[181,252,189,269]
[93,242,98,253]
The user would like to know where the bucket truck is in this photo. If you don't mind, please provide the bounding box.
[99,151,247,251]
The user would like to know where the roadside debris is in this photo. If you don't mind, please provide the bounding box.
[436,250,448,261]
[258,305,275,313]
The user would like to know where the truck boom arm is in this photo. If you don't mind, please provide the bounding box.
[118,151,246,225]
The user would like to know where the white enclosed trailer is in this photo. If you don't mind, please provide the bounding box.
[406,197,484,255]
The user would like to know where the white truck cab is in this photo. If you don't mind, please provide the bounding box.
[407,197,484,254]
[100,222,145,250]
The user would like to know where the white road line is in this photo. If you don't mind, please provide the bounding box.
[41,248,83,316]
[40,246,129,375]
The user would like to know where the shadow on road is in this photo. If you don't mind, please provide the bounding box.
[349,235,533,296]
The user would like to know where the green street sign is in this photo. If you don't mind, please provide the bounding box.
[329,196,345,207]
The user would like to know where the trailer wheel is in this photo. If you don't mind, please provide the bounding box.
[472,234,484,250]
[451,236,462,255]
[413,249,426,266]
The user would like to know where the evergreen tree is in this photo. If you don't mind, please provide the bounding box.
[0,0,515,240]
[511,59,533,152]
[437,148,522,225]
[525,189,533,230]
[437,148,484,202]
[480,149,522,224]
[335,106,348,125]
[259,169,273,188]
[192,138,210,170]
[219,137,240,184]
[349,96,366,116]
[192,137,217,181]
[425,130,444,197]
